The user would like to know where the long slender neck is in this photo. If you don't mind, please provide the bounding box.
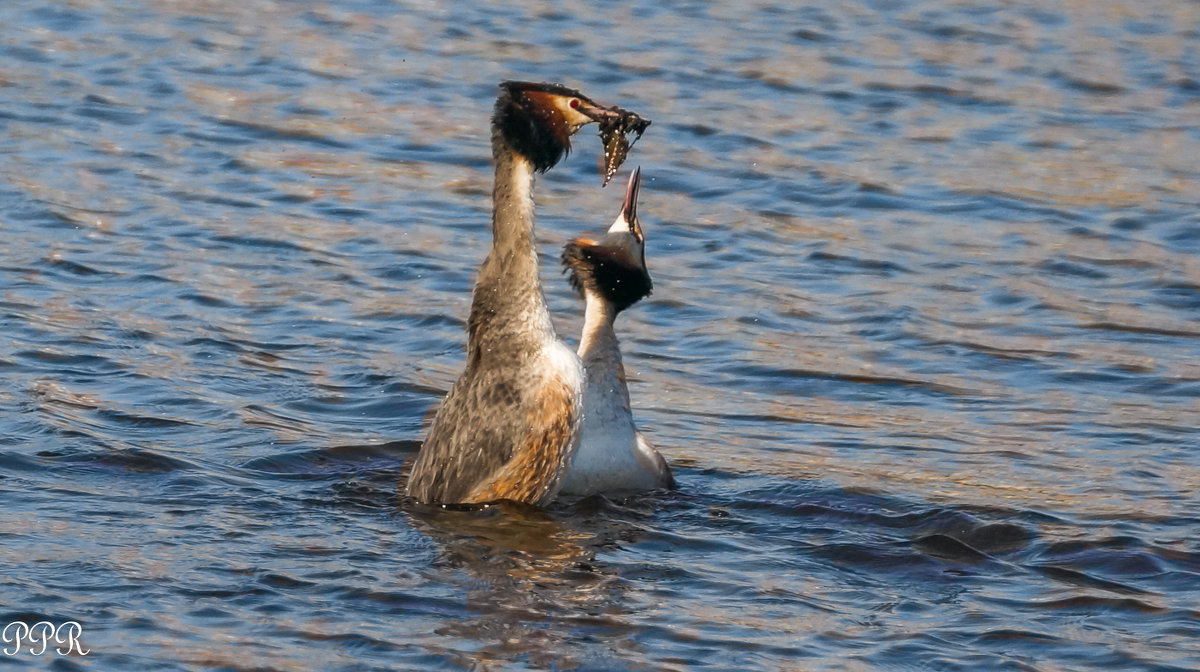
[466,134,554,359]
[490,133,537,257]
[578,290,620,365]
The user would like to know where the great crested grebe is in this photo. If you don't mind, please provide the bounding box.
[558,167,675,495]
[406,81,647,506]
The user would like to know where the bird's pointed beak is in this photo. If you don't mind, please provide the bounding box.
[608,167,643,242]
[574,99,623,124]
[622,166,641,226]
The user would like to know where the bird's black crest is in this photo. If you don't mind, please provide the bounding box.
[494,81,587,173]
[562,241,652,313]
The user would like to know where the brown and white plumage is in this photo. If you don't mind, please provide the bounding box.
[405,82,631,506]
[559,168,675,495]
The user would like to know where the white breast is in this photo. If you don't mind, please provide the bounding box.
[558,365,662,495]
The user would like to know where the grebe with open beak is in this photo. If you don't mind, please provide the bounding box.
[559,167,675,495]
[405,82,649,506]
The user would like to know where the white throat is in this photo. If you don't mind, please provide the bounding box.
[607,212,631,235]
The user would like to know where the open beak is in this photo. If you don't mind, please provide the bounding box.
[622,166,641,227]
[608,166,643,242]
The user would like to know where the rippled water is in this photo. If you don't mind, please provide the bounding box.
[3,0,1199,670]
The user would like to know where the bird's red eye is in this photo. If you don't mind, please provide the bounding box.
[569,98,580,109]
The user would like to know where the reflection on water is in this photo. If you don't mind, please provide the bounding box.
[2,0,1200,670]
[408,503,623,670]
